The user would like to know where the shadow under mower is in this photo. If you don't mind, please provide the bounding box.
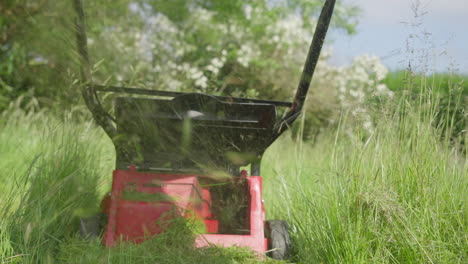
[73,0,336,260]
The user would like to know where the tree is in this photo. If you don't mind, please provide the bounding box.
[0,0,360,112]
[0,0,48,110]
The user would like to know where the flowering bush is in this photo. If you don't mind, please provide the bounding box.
[333,55,393,133]
[88,1,391,139]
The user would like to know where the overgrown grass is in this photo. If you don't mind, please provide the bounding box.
[0,107,111,263]
[0,107,278,263]
[263,87,467,263]
[0,76,467,263]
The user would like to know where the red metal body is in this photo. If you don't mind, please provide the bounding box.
[102,168,267,254]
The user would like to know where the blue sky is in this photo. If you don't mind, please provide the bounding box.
[330,0,468,73]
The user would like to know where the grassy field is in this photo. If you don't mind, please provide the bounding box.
[0,79,466,263]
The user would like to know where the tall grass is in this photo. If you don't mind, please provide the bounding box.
[263,84,467,263]
[0,107,276,263]
[0,75,467,263]
[0,106,112,263]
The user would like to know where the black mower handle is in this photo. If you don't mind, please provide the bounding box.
[273,0,336,140]
[94,85,293,108]
[73,0,118,140]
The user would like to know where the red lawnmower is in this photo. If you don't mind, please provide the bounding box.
[73,0,335,260]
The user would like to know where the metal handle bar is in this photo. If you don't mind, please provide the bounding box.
[272,0,336,140]
[94,85,293,107]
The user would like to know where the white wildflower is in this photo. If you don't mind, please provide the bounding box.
[195,75,208,89]
[175,48,185,57]
[211,58,224,68]
[273,35,280,43]
[182,63,190,72]
[376,84,387,92]
[374,63,388,81]
[167,79,182,90]
[206,65,219,75]
[237,44,257,68]
[189,67,203,80]
[195,8,214,22]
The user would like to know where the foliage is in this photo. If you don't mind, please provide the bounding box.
[1,75,466,263]
[0,0,47,110]
[291,54,393,141]
[0,0,360,114]
[384,70,468,96]
[384,70,467,148]
[1,1,466,263]
[1,0,395,142]
[90,3,389,141]
[89,0,358,97]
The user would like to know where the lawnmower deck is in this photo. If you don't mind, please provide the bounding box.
[102,167,267,254]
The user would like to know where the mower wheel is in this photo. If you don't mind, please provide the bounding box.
[266,220,291,260]
[79,213,106,239]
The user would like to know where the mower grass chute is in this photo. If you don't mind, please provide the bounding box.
[73,0,336,260]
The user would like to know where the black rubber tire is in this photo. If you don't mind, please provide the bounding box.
[79,213,106,239]
[266,220,291,260]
